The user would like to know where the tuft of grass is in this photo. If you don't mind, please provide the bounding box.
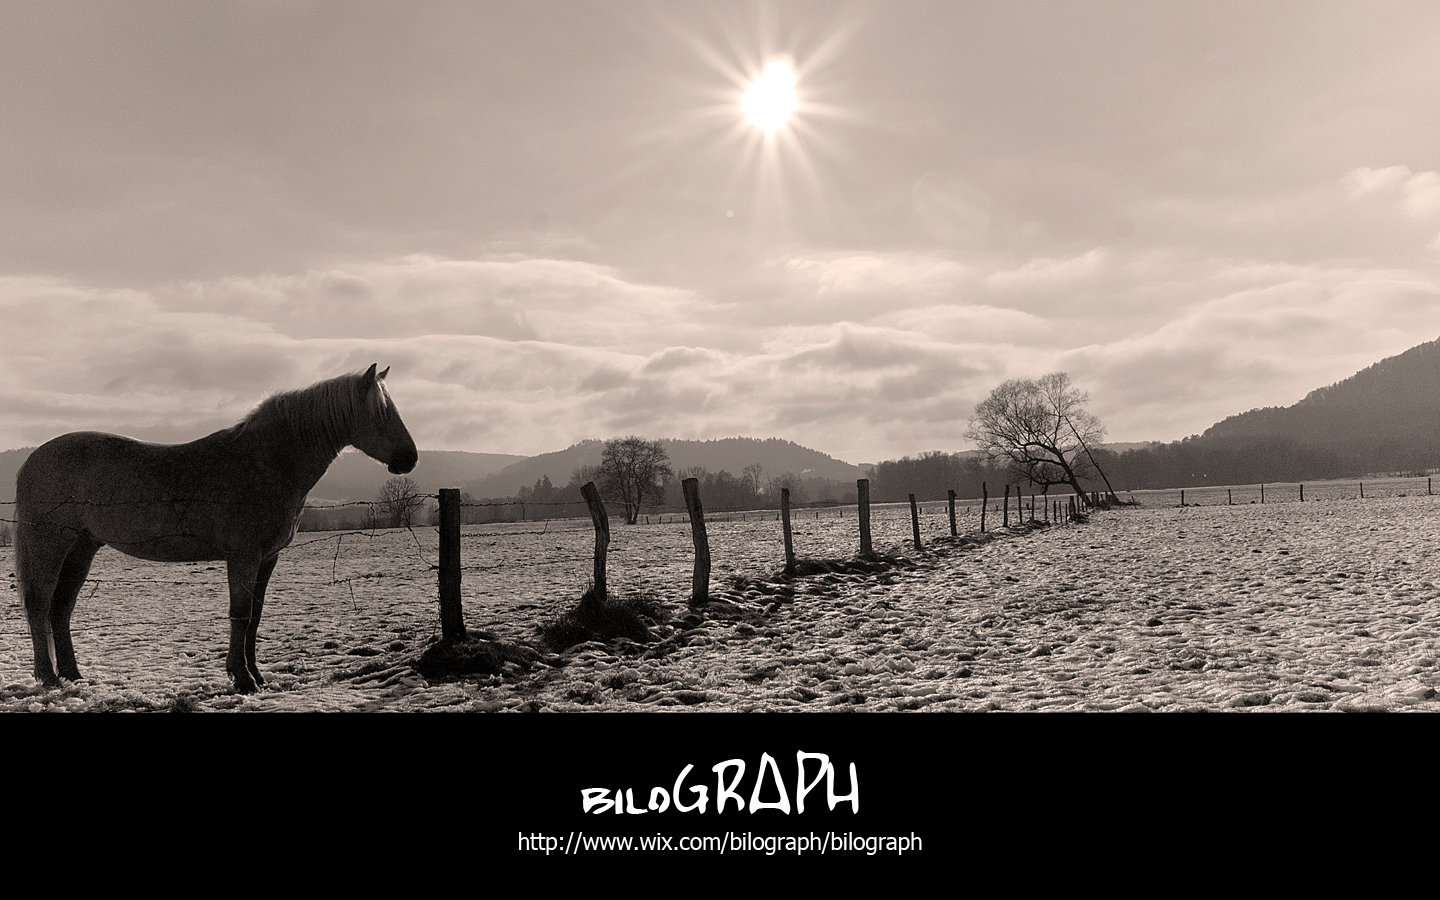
[727,573,756,591]
[539,586,666,651]
[414,631,542,681]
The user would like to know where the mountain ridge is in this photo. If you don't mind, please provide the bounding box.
[0,439,866,504]
[1198,334,1440,466]
[461,437,869,499]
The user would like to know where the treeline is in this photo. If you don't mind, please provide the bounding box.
[867,439,1428,501]
[295,437,1432,534]
[298,499,439,531]
[450,466,860,525]
[1086,437,1413,491]
[869,452,1011,503]
[660,469,856,511]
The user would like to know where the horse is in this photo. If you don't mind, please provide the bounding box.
[14,364,418,694]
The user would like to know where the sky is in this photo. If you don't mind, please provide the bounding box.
[5,0,1440,466]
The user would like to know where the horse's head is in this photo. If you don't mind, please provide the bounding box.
[351,364,419,475]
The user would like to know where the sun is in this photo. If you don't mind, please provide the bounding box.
[626,8,865,235]
[742,60,797,135]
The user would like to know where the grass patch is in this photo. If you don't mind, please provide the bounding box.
[414,629,544,681]
[538,586,668,652]
[785,553,912,578]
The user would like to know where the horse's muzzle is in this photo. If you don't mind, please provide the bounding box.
[389,448,418,474]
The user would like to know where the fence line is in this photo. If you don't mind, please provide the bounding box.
[426,476,1089,635]
[15,472,1428,660]
[1123,475,1435,508]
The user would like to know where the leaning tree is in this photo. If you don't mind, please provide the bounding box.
[598,436,673,525]
[965,372,1114,500]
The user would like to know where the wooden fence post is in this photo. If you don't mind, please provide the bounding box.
[857,479,873,558]
[981,482,988,533]
[682,478,710,607]
[1300,484,1305,502]
[580,482,609,611]
[908,493,922,551]
[437,488,467,643]
[1003,484,1010,527]
[1260,483,1265,504]
[948,489,957,537]
[781,487,796,576]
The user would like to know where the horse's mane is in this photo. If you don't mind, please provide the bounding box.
[237,370,386,456]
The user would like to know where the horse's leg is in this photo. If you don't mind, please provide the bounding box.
[243,554,280,687]
[49,540,101,682]
[225,557,264,693]
[16,524,73,687]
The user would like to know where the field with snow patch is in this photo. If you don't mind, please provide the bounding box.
[3,486,1438,712]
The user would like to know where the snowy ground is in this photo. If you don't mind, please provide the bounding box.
[3,489,1438,712]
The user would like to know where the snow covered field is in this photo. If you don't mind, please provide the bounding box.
[3,488,1438,712]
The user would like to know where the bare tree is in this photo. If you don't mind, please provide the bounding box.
[599,436,673,524]
[769,471,806,505]
[743,463,765,503]
[376,476,427,527]
[965,372,1106,498]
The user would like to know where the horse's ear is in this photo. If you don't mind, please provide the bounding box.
[362,363,378,385]
[377,366,390,380]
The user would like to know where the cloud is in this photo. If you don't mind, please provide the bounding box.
[771,253,974,325]
[876,303,1050,346]
[1402,171,1440,218]
[785,253,970,297]
[985,249,1110,292]
[162,255,711,350]
[640,346,725,374]
[1344,165,1413,196]
[7,226,1440,464]
[1062,261,1440,442]
[1342,165,1440,218]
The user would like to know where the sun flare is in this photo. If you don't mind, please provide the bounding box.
[642,10,864,235]
[742,61,797,134]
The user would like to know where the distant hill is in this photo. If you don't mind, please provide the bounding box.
[464,437,868,498]
[308,449,525,502]
[1093,335,1440,489]
[1200,335,1440,468]
[0,446,524,504]
[3,437,863,505]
